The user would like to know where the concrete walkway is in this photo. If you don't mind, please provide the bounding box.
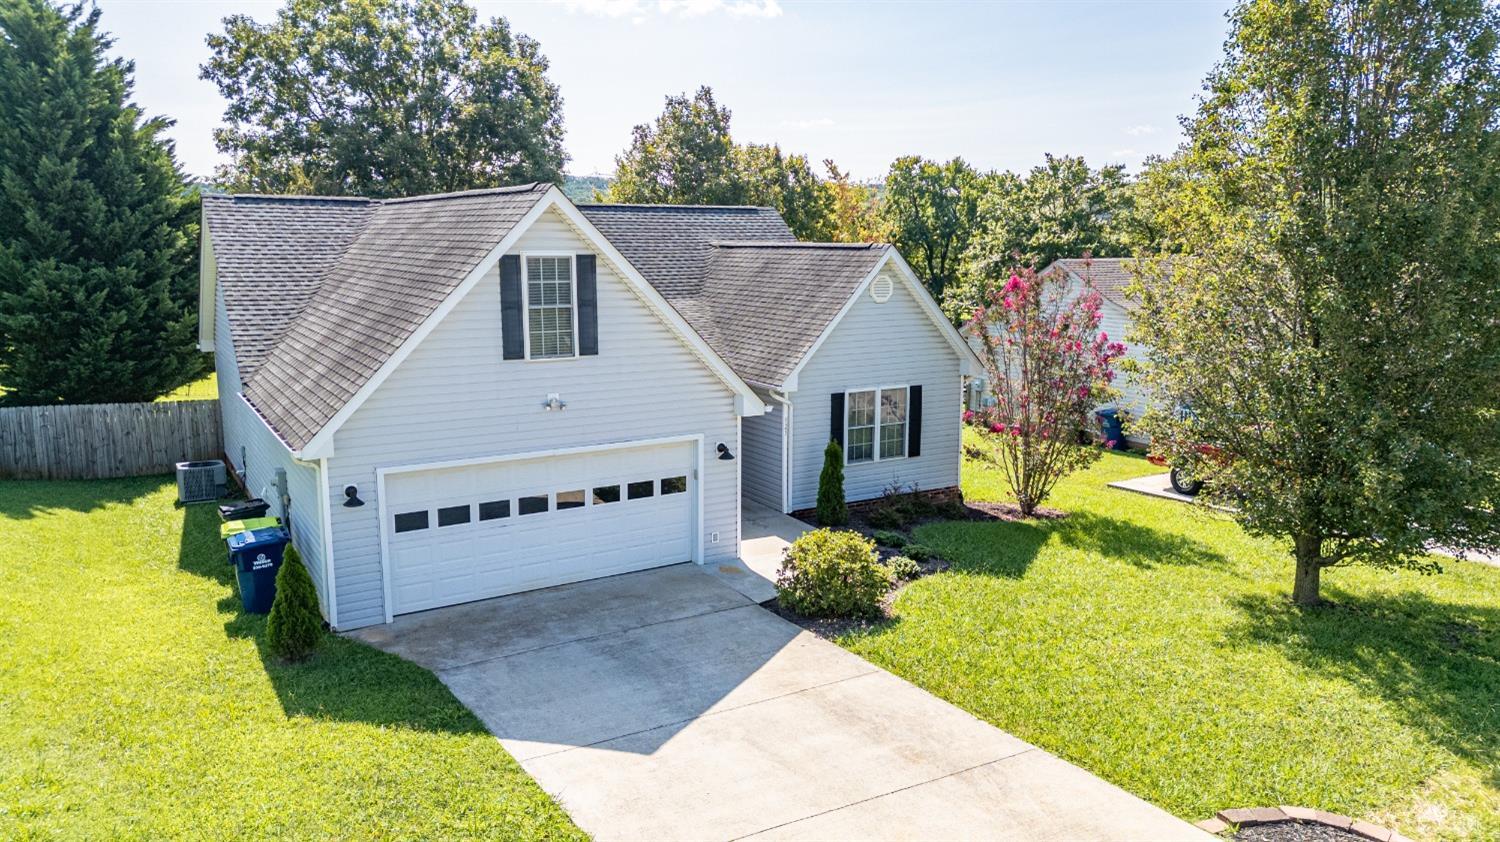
[704,501,811,602]
[354,565,1209,841]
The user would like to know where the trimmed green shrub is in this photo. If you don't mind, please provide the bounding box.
[267,545,323,661]
[903,544,937,563]
[866,506,907,530]
[816,440,848,526]
[871,529,908,548]
[776,529,890,618]
[884,555,920,581]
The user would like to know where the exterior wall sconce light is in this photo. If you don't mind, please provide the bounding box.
[716,442,734,461]
[542,393,567,411]
[343,485,364,507]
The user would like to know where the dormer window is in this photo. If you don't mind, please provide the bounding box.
[525,255,576,359]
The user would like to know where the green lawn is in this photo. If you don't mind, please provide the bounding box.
[839,431,1500,841]
[155,371,218,402]
[0,477,582,840]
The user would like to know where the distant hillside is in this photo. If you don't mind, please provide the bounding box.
[563,174,612,202]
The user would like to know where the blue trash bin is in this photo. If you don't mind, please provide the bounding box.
[1095,408,1128,450]
[227,526,290,614]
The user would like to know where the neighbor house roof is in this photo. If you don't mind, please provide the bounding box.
[201,194,376,381]
[1047,257,1181,309]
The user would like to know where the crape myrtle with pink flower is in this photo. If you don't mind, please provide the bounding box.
[964,261,1125,516]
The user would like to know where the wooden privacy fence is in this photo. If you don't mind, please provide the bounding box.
[0,400,222,480]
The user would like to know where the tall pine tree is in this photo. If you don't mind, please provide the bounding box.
[0,0,200,404]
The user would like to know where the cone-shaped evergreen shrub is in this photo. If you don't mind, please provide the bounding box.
[816,439,848,526]
[267,545,322,661]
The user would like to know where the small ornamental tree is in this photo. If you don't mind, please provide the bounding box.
[267,545,322,661]
[965,263,1125,516]
[816,439,848,526]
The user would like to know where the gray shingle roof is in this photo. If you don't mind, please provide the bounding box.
[689,242,890,387]
[237,184,550,449]
[578,205,885,387]
[206,189,898,449]
[1049,257,1178,309]
[579,204,796,298]
[202,194,376,380]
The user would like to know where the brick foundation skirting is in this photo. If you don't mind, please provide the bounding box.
[789,486,964,523]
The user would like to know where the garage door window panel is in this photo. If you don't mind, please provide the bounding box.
[557,489,586,510]
[627,480,654,500]
[394,511,429,533]
[661,475,687,494]
[437,505,471,527]
[519,494,549,515]
[593,484,621,504]
[478,500,511,520]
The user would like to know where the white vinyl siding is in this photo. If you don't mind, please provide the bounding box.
[741,398,785,510]
[214,285,329,616]
[788,266,963,511]
[1059,275,1151,437]
[326,208,741,628]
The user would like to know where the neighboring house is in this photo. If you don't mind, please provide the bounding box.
[200,184,980,629]
[967,257,1156,442]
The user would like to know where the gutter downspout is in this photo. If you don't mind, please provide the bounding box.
[318,457,338,629]
[769,387,794,513]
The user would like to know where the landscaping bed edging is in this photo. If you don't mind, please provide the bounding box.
[1196,806,1414,842]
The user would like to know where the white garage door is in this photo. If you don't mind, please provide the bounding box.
[384,441,696,615]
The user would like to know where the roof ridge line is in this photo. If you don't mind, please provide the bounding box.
[709,241,888,249]
[380,183,550,204]
[578,202,779,211]
[205,193,376,204]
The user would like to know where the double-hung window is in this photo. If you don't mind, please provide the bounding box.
[525,255,575,358]
[846,386,908,464]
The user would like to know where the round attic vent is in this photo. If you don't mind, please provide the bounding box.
[870,275,894,303]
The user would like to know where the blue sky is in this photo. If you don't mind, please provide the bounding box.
[97,0,1232,182]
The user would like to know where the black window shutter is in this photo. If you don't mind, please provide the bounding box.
[830,393,845,447]
[577,254,598,356]
[500,255,524,360]
[908,386,923,457]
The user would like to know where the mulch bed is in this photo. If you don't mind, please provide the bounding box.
[1233,821,1369,842]
[769,500,1067,639]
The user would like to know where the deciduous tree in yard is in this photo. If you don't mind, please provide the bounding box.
[1133,0,1500,605]
[880,155,987,302]
[202,0,567,197]
[966,264,1124,516]
[607,87,835,240]
[0,0,201,404]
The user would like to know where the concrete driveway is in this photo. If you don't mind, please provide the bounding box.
[354,565,1209,841]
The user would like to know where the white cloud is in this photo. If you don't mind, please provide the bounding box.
[557,0,783,20]
[1111,148,1139,157]
[781,117,835,129]
[1124,124,1158,137]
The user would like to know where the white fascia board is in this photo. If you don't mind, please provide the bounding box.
[547,196,767,417]
[197,212,216,352]
[295,189,559,459]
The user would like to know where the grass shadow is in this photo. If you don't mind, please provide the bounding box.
[0,474,168,520]
[1228,588,1500,786]
[917,510,1229,578]
[175,492,489,735]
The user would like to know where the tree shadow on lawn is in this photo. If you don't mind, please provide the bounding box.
[0,474,166,520]
[175,499,489,736]
[1228,588,1500,787]
[924,510,1229,578]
